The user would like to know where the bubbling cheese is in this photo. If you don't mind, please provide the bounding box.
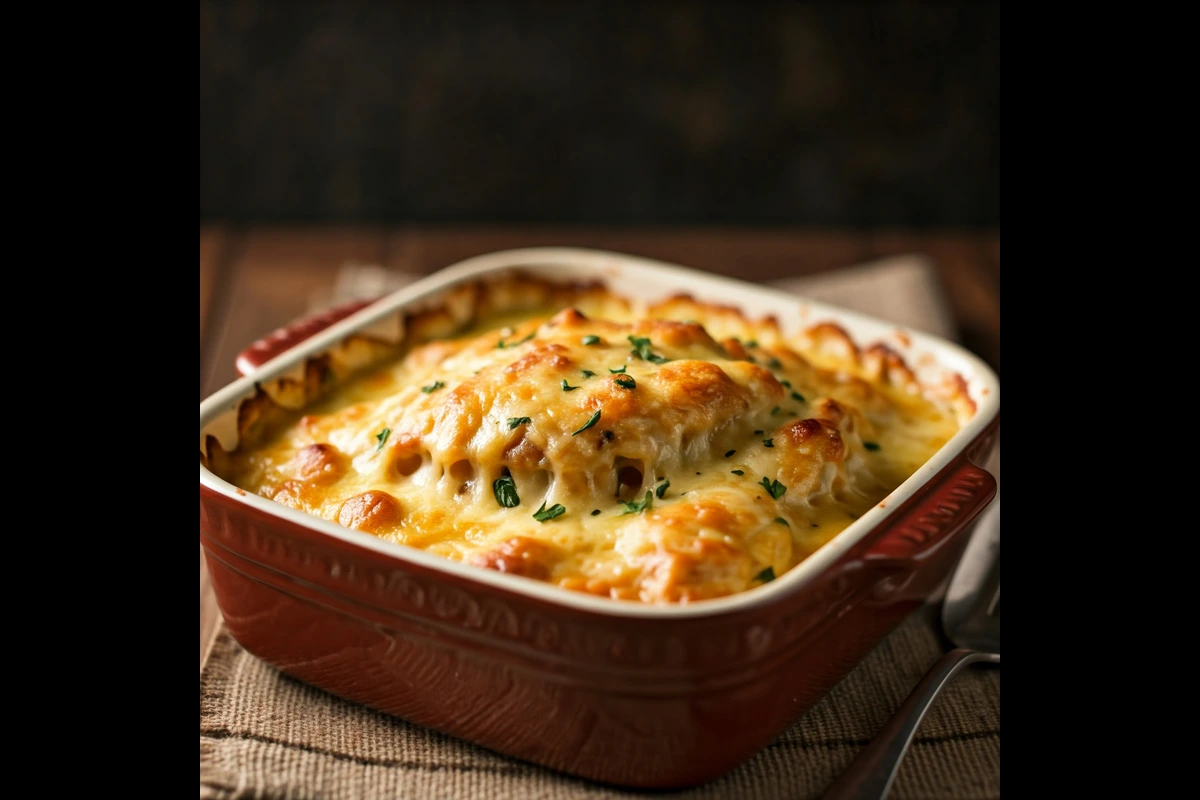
[215,283,965,604]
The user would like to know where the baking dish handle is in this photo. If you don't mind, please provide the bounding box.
[863,462,996,562]
[235,299,378,377]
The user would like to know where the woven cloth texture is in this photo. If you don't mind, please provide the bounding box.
[200,254,1000,799]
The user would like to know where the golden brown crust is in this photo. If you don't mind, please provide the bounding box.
[291,443,348,485]
[467,536,560,580]
[336,491,403,533]
[204,272,972,603]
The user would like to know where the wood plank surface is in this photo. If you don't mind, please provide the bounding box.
[199,226,222,342]
[200,226,999,667]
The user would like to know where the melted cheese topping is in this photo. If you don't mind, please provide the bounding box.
[221,294,962,604]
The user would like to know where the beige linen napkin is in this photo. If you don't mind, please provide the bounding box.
[201,255,1000,800]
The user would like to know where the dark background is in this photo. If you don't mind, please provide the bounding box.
[200,0,999,226]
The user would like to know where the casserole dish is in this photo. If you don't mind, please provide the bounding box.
[198,248,999,789]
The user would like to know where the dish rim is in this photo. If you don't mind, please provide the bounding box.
[199,246,1000,620]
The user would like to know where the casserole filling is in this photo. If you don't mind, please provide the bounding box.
[208,279,966,604]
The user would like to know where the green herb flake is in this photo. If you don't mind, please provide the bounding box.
[581,370,596,378]
[759,477,786,499]
[766,357,783,369]
[571,409,602,435]
[497,331,535,349]
[609,365,627,374]
[763,438,774,448]
[655,478,671,499]
[532,501,566,522]
[864,441,882,451]
[591,509,601,516]
[374,427,391,452]
[731,469,745,476]
[582,335,601,346]
[791,391,807,403]
[774,517,789,527]
[754,429,764,435]
[421,381,445,394]
[780,379,792,388]
[771,406,782,416]
[745,340,759,348]
[561,379,580,392]
[628,335,668,364]
[619,490,654,515]
[492,475,520,508]
[725,450,736,458]
[507,416,532,429]
[614,375,636,390]
[754,566,776,583]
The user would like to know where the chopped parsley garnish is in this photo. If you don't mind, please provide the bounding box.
[731,469,745,476]
[655,478,670,499]
[581,370,596,378]
[628,335,668,364]
[791,391,807,403]
[771,406,782,416]
[572,409,601,435]
[754,429,764,435]
[614,375,636,390]
[532,502,566,522]
[492,476,520,508]
[766,357,783,369]
[582,335,601,346]
[780,379,792,388]
[507,417,532,429]
[561,379,580,392]
[864,441,882,451]
[725,450,736,458]
[759,477,787,499]
[745,340,758,348]
[763,438,775,448]
[754,566,776,583]
[609,365,627,374]
[774,517,789,526]
[496,332,535,349]
[619,490,654,515]
[591,509,601,516]
[421,381,445,393]
[374,427,391,451]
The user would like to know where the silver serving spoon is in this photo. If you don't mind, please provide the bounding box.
[822,501,1001,800]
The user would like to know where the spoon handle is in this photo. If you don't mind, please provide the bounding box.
[822,648,1001,800]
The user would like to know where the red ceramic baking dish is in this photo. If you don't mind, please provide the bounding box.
[198,248,999,789]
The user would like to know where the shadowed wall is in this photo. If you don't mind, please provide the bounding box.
[200,1,1000,225]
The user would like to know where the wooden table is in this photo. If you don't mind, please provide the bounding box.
[199,225,1000,666]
